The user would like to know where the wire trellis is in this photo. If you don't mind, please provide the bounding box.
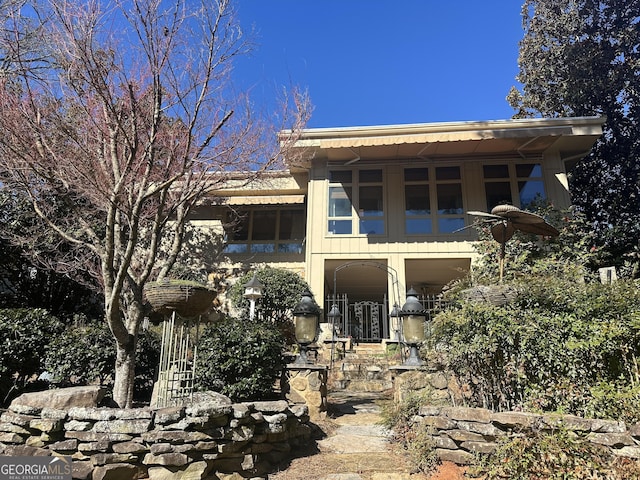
[154,312,200,408]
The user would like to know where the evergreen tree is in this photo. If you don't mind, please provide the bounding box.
[509,0,640,276]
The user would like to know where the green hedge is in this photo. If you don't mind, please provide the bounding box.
[194,316,285,402]
[45,322,160,402]
[434,271,640,421]
[0,308,64,405]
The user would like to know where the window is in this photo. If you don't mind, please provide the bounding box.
[328,169,385,235]
[403,166,464,234]
[516,164,546,208]
[483,163,546,210]
[328,170,353,234]
[404,168,431,234]
[358,169,384,235]
[224,208,305,254]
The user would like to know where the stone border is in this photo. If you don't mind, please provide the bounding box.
[414,405,640,465]
[0,396,312,479]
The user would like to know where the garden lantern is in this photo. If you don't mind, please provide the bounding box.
[292,290,320,365]
[243,273,264,321]
[389,303,401,342]
[327,303,342,339]
[400,287,426,366]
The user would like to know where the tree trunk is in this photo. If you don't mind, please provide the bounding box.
[113,340,136,408]
[109,301,144,408]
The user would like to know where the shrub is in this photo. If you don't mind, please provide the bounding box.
[380,390,440,474]
[45,322,160,403]
[0,308,65,405]
[45,321,116,387]
[585,381,640,425]
[472,429,640,479]
[434,277,640,419]
[194,316,285,401]
[433,209,640,419]
[227,267,312,344]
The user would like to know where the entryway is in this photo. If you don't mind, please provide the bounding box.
[325,294,391,343]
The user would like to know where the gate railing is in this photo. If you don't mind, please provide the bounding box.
[325,293,449,343]
[324,294,390,343]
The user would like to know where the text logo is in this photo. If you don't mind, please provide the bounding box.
[0,456,72,480]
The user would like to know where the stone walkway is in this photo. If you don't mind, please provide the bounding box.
[269,392,464,480]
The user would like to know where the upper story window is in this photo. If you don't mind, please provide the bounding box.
[328,170,353,234]
[224,207,305,254]
[483,163,546,210]
[404,166,465,235]
[328,169,384,235]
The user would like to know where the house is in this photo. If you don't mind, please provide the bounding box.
[204,116,605,343]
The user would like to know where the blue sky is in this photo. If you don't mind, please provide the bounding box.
[234,1,525,129]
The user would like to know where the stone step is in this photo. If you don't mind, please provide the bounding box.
[352,343,386,355]
[328,360,394,392]
[317,341,406,392]
[345,355,391,364]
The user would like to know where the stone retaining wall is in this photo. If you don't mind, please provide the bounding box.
[0,391,312,480]
[282,366,328,420]
[415,405,640,465]
[391,367,464,406]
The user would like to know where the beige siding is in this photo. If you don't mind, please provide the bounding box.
[303,154,576,304]
[198,117,604,322]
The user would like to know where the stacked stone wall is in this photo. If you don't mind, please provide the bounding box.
[0,392,312,480]
[414,405,640,465]
[281,366,328,419]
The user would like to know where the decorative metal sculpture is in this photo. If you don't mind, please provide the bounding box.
[144,280,216,407]
[467,204,559,281]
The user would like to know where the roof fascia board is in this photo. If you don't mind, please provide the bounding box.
[292,116,606,143]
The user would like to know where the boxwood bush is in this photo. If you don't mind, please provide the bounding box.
[194,316,285,401]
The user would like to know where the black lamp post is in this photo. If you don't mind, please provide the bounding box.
[327,303,342,340]
[389,303,401,342]
[400,287,426,366]
[292,290,320,365]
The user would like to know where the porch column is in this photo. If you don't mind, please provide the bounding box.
[307,254,326,319]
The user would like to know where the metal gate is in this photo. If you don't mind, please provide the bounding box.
[326,293,448,343]
[325,294,389,342]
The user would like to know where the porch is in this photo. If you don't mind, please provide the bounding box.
[321,258,468,343]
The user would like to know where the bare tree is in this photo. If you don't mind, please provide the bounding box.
[0,0,311,407]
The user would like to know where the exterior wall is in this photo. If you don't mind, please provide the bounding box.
[197,118,604,326]
[303,154,572,307]
[201,153,576,324]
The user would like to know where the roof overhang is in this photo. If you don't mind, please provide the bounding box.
[220,194,305,206]
[285,116,606,169]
